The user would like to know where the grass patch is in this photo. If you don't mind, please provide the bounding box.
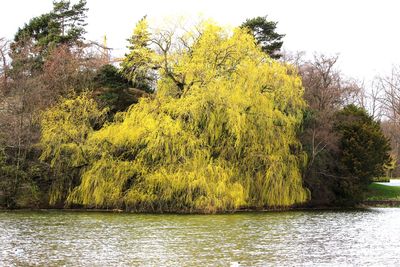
[366,183,400,201]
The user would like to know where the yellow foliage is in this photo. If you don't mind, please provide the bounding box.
[40,92,108,204]
[120,16,156,84]
[41,21,309,212]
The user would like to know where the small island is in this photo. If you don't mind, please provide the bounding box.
[1,1,400,266]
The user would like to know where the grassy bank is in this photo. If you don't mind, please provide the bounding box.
[364,182,400,207]
[366,183,400,201]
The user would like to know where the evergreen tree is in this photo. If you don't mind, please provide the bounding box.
[10,0,88,73]
[94,64,144,114]
[241,16,284,59]
[335,105,391,193]
[51,0,88,45]
[95,64,131,90]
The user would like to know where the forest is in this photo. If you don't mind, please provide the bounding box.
[0,0,396,212]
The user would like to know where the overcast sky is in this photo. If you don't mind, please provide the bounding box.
[1,0,400,81]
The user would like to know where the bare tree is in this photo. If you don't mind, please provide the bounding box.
[298,54,360,167]
[0,37,9,91]
[355,79,384,120]
[379,66,400,123]
[40,43,104,105]
[280,49,306,69]
[0,38,106,206]
[300,54,360,111]
[376,66,400,176]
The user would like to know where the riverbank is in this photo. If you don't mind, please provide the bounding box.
[0,205,373,214]
[3,181,400,213]
[363,181,400,207]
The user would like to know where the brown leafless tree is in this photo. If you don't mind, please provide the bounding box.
[379,66,400,123]
[0,37,10,92]
[298,54,360,167]
[356,79,384,120]
[0,39,107,206]
[375,66,400,175]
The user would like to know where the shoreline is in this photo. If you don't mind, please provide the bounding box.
[0,204,392,214]
[361,200,400,207]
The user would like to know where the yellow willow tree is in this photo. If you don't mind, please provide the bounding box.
[40,19,309,212]
[40,93,108,204]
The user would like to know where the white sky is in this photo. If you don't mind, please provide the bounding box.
[1,0,400,81]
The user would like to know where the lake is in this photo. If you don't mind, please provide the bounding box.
[1,208,400,266]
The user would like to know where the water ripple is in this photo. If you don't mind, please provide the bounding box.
[1,208,400,266]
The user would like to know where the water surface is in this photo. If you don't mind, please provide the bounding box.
[1,208,400,266]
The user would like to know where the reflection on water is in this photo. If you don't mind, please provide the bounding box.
[1,208,400,266]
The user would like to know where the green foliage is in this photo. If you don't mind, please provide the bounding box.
[93,64,136,113]
[0,148,21,208]
[40,22,309,212]
[94,64,131,89]
[10,0,88,73]
[14,0,87,48]
[51,0,88,45]
[301,104,391,206]
[306,104,391,205]
[0,147,42,208]
[241,16,284,59]
[335,105,391,186]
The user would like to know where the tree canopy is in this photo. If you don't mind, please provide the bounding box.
[10,0,88,73]
[40,20,309,212]
[241,16,284,59]
[2,9,394,211]
[335,104,391,199]
[14,0,87,48]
